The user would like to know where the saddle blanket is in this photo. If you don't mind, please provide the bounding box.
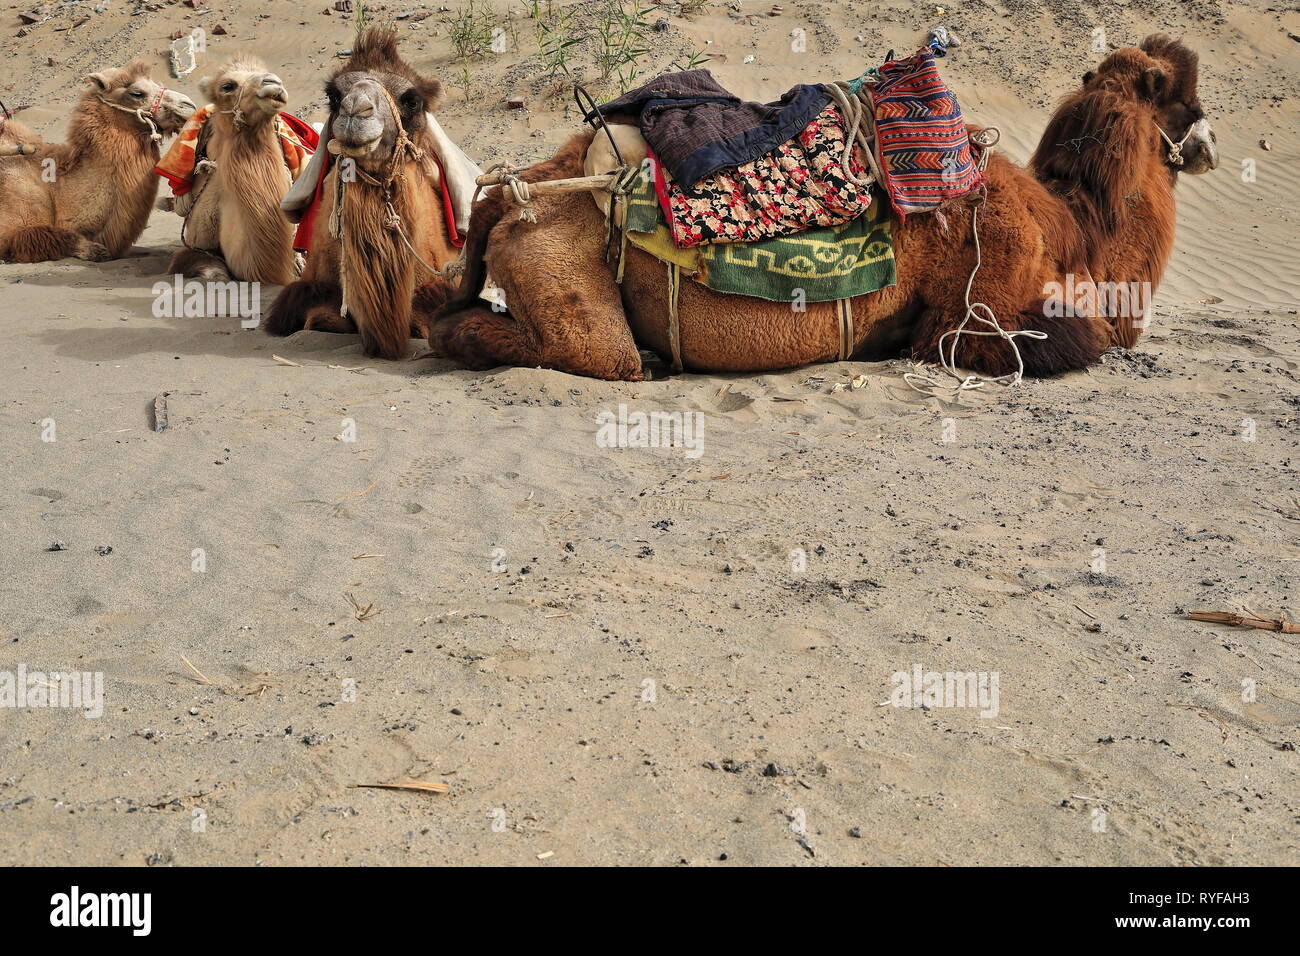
[651,102,876,249]
[154,106,318,196]
[622,160,895,304]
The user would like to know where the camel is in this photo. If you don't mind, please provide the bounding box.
[161,58,311,284]
[0,63,195,263]
[429,34,1217,382]
[0,100,41,153]
[262,27,472,358]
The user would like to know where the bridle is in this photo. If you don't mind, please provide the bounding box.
[96,86,171,144]
[327,82,445,317]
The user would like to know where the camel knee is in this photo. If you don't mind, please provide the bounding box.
[911,305,1109,378]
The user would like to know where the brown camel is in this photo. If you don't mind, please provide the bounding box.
[262,28,464,358]
[430,34,1217,382]
[0,63,195,263]
[163,59,304,284]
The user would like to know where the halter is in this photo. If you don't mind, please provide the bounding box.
[327,84,444,317]
[97,89,167,144]
[1155,121,1195,167]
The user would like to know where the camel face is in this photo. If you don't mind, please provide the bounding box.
[85,65,196,134]
[200,60,289,130]
[1092,35,1217,176]
[325,71,438,172]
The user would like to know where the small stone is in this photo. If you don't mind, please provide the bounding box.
[761,762,790,777]
[212,23,227,35]
[94,545,113,556]
[1260,139,1272,151]
[849,826,863,838]
[506,95,526,110]
[47,540,67,552]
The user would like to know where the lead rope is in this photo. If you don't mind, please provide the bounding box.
[903,127,1049,395]
[1155,122,1194,167]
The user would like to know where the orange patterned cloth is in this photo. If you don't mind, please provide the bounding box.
[154,105,318,196]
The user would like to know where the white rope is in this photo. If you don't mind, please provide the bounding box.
[97,96,162,143]
[1154,122,1194,167]
[904,127,1047,395]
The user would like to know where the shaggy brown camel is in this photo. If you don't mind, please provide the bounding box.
[431,35,1216,382]
[163,59,304,284]
[262,28,464,358]
[0,63,195,263]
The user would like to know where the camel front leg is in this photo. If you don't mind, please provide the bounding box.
[432,195,643,381]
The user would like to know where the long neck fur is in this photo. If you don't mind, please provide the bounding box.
[337,128,453,358]
[1030,87,1178,344]
[208,114,295,284]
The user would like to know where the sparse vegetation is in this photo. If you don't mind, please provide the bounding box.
[445,0,502,61]
[594,0,653,91]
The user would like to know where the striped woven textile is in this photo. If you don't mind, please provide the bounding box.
[869,49,983,221]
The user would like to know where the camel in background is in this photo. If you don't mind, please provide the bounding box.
[0,63,195,262]
[160,58,312,285]
[431,35,1217,381]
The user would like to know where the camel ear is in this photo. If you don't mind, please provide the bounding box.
[1141,66,1167,101]
[83,73,111,93]
[1081,71,1095,86]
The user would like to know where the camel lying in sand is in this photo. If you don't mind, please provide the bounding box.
[0,63,195,263]
[430,34,1217,381]
[263,28,472,358]
[161,58,311,285]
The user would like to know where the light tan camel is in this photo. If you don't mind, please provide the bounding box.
[0,63,195,262]
[430,35,1216,381]
[163,58,302,284]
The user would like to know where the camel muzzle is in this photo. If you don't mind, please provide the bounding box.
[257,75,288,106]
[157,91,198,132]
[1180,119,1217,174]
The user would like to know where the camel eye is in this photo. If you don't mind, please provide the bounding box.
[221,82,237,93]
[129,88,145,98]
[400,91,421,112]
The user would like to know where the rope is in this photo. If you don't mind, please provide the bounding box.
[97,95,163,144]
[1155,122,1194,167]
[903,127,1048,395]
[823,82,884,188]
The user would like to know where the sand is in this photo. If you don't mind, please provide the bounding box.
[0,0,1297,865]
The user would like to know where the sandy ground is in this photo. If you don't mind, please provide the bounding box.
[1,0,1298,865]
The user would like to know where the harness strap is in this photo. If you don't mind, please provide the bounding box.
[666,261,684,374]
[1155,122,1194,166]
[836,297,855,361]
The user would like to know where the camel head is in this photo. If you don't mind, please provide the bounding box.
[83,62,196,135]
[323,26,443,172]
[199,58,289,131]
[1081,34,1217,175]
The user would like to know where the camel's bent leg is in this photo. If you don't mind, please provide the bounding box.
[262,279,349,337]
[433,194,643,381]
[909,203,1110,377]
[0,225,106,263]
[911,303,1110,378]
[167,247,232,282]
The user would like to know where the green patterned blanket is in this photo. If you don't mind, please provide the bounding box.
[621,164,896,304]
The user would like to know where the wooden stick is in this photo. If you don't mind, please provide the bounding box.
[1186,609,1300,634]
[475,171,617,194]
[0,143,37,157]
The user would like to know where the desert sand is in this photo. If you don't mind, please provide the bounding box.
[0,0,1297,865]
